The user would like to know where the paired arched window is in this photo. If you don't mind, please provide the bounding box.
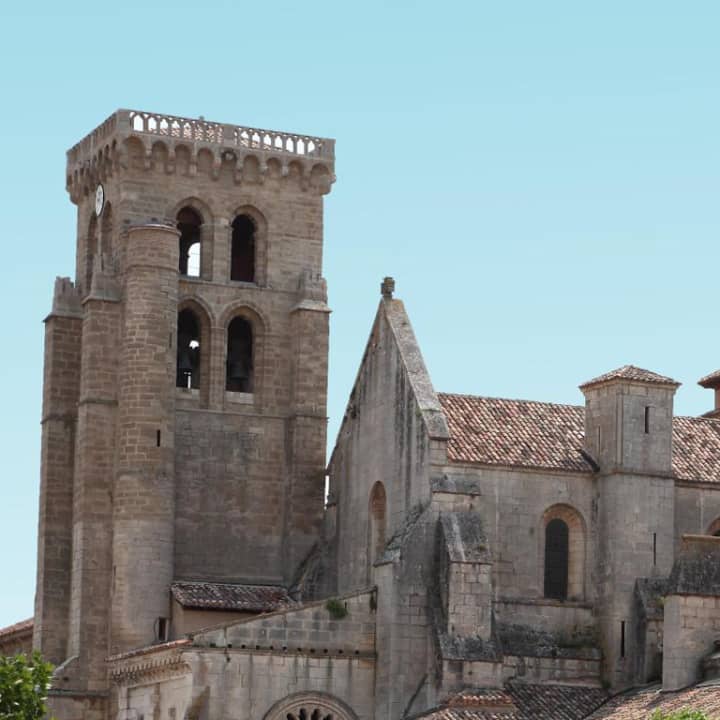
[177,206,202,277]
[176,309,201,389]
[542,505,586,602]
[544,519,569,600]
[226,317,253,392]
[368,482,387,565]
[231,214,256,282]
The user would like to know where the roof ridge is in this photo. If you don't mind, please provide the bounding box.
[438,392,584,410]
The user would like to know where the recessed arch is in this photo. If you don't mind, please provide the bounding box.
[85,214,98,293]
[151,141,169,172]
[707,517,720,537]
[263,693,358,720]
[100,201,113,262]
[124,136,146,171]
[540,504,586,602]
[368,481,388,569]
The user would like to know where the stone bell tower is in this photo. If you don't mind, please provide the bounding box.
[33,110,335,714]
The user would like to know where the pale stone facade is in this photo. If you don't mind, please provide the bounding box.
[6,109,720,719]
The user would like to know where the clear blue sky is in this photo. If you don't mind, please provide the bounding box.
[1,1,719,628]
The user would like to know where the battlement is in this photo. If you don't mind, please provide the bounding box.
[66,110,335,194]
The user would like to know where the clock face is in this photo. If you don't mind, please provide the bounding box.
[95,184,105,217]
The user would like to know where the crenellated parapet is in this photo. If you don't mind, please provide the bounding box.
[66,109,336,202]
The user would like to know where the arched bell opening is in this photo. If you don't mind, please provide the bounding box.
[226,316,253,393]
[176,309,201,389]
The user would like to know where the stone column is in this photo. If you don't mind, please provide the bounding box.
[110,224,179,654]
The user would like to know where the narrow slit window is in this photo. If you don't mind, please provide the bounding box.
[653,532,657,566]
[156,430,161,447]
[644,406,651,434]
[620,620,626,658]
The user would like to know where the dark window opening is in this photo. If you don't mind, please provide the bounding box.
[620,620,626,658]
[644,406,651,434]
[156,430,161,447]
[653,532,657,565]
[226,317,253,392]
[177,207,202,277]
[714,529,720,538]
[156,617,169,643]
[231,214,256,282]
[176,309,201,389]
[544,518,569,600]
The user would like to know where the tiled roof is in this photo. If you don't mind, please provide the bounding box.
[0,618,33,640]
[671,416,720,483]
[585,681,720,719]
[699,369,720,388]
[414,683,608,720]
[171,582,293,612]
[438,394,591,473]
[439,393,720,482]
[579,365,680,390]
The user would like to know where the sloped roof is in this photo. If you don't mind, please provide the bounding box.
[585,681,720,719]
[0,618,33,640]
[579,365,679,390]
[699,369,720,388]
[438,393,720,482]
[439,394,590,473]
[668,416,720,483]
[413,682,608,720]
[171,582,294,612]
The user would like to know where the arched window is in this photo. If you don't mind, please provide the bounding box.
[707,517,720,537]
[368,482,387,564]
[263,693,357,720]
[544,518,569,600]
[226,317,253,392]
[176,309,201,389]
[177,207,202,277]
[231,214,255,282]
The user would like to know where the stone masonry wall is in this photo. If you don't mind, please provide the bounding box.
[663,595,720,690]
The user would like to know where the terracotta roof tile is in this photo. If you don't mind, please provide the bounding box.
[439,394,720,482]
[579,365,680,390]
[171,582,294,612]
[0,618,33,640]
[414,683,608,720]
[438,394,590,473]
[699,369,720,388]
[671,416,720,483]
[585,681,720,719]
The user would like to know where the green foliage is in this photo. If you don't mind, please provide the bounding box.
[649,710,709,720]
[325,598,348,620]
[0,652,54,720]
